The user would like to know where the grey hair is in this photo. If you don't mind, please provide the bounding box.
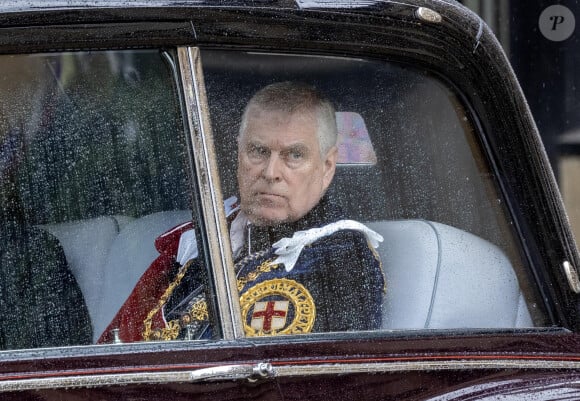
[238,82,337,156]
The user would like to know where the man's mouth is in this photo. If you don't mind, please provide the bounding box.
[256,192,286,202]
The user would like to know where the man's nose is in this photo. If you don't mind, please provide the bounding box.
[262,155,283,181]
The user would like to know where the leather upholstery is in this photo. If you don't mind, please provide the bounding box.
[42,211,191,342]
[366,220,533,329]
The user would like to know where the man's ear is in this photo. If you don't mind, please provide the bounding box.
[322,145,338,190]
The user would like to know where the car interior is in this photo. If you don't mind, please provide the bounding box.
[202,50,536,329]
[0,48,543,347]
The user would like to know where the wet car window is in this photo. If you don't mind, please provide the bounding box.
[0,50,217,349]
[201,49,549,335]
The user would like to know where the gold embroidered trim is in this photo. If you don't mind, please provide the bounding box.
[236,258,281,291]
[143,252,283,341]
[142,260,209,341]
[188,298,209,321]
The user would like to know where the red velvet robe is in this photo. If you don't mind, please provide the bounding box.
[97,222,194,344]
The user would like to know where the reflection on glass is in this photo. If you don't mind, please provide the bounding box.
[0,50,192,349]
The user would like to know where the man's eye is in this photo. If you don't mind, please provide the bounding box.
[248,145,269,159]
[288,150,304,160]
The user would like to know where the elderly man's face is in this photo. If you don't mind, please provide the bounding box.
[237,107,337,226]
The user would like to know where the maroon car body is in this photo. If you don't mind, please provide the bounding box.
[1,1,580,400]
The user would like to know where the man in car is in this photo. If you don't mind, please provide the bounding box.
[99,82,385,342]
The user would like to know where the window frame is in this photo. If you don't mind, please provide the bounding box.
[0,2,574,335]
[0,46,567,353]
[177,46,244,340]
[192,45,558,337]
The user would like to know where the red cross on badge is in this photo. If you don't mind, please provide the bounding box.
[250,300,289,332]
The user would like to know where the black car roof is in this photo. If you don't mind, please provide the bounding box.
[1,0,462,13]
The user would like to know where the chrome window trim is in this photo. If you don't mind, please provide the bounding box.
[177,46,243,340]
[0,363,273,392]
[272,359,580,376]
[2,358,580,392]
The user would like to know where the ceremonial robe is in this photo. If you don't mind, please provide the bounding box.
[98,194,385,342]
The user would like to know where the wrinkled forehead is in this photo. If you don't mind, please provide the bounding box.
[240,106,319,142]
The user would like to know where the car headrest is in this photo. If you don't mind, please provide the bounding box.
[39,215,134,332]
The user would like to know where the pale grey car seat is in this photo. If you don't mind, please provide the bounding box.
[365,220,533,329]
[41,210,192,342]
[40,215,134,338]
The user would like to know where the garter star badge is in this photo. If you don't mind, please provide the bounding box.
[239,278,315,336]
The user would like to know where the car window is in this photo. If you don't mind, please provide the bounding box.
[0,49,220,349]
[200,49,549,336]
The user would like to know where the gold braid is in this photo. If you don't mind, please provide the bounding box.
[142,259,197,341]
[236,258,281,291]
[142,251,282,341]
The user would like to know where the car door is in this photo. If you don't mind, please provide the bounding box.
[190,2,580,399]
